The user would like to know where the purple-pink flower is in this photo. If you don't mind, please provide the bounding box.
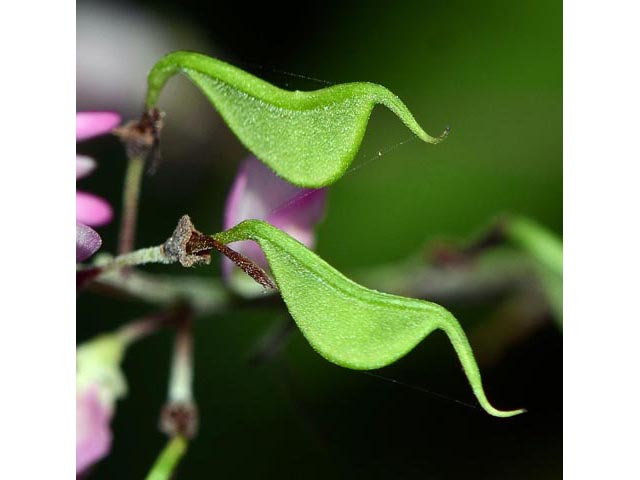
[76,386,113,474]
[76,334,127,475]
[223,156,327,293]
[76,112,120,262]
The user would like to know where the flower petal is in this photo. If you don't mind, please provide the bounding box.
[76,155,97,180]
[76,223,103,262]
[76,111,121,142]
[76,385,113,474]
[267,188,327,249]
[76,191,113,227]
[223,157,326,287]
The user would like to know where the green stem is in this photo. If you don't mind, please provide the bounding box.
[158,310,199,438]
[118,155,146,254]
[94,245,171,274]
[145,436,188,480]
[88,243,536,314]
[117,312,170,347]
[93,270,232,315]
[350,249,536,304]
[168,315,194,404]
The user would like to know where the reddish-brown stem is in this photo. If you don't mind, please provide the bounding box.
[209,239,277,290]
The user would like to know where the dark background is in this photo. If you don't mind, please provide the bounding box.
[77,0,562,478]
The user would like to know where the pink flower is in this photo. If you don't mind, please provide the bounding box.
[76,386,112,474]
[223,156,327,294]
[76,335,127,475]
[76,112,120,262]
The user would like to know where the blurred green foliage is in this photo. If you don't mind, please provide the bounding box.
[78,0,561,478]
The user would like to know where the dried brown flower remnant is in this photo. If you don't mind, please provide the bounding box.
[163,215,277,290]
[160,402,199,439]
[114,108,164,167]
[162,215,213,267]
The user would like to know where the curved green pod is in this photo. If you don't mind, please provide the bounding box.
[147,51,448,188]
[213,220,524,418]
